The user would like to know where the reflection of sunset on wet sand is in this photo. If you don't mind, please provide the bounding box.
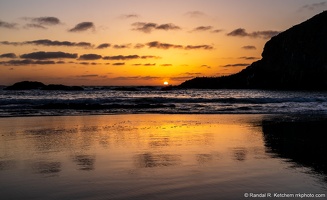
[1,114,326,199]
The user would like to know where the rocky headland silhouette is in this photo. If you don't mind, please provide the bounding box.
[180,11,327,90]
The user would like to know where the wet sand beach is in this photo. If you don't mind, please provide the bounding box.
[0,114,326,199]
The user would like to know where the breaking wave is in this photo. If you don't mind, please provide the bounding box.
[1,87,327,117]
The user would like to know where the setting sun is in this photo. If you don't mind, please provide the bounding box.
[164,81,169,85]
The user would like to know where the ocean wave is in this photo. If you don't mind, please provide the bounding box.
[1,89,327,116]
[0,96,326,106]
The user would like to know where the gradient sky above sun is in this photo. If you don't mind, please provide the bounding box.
[0,0,326,86]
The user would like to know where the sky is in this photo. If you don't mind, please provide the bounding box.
[0,0,326,86]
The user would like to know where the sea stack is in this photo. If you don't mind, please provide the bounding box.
[180,11,327,90]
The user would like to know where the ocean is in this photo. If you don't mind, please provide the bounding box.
[1,86,327,117]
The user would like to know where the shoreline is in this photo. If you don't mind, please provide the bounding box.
[1,112,327,120]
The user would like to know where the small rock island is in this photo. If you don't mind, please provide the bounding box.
[4,81,84,91]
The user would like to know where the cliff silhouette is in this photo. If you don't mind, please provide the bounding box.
[180,11,327,90]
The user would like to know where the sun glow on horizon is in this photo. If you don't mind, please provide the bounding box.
[164,81,169,85]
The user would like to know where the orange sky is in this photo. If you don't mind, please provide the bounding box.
[0,0,326,86]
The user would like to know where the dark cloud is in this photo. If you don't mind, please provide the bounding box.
[56,61,65,64]
[134,43,145,49]
[227,28,280,39]
[250,31,280,39]
[76,42,93,48]
[185,11,205,18]
[78,74,99,78]
[78,62,98,65]
[31,17,61,26]
[132,22,156,33]
[185,45,214,50]
[25,39,52,45]
[170,76,195,81]
[0,59,32,66]
[192,26,213,32]
[132,63,160,66]
[212,29,223,33]
[69,22,95,32]
[132,22,181,33]
[300,2,327,10]
[34,60,56,65]
[0,20,18,29]
[79,54,102,60]
[227,28,248,37]
[24,39,93,48]
[113,44,131,49]
[20,51,78,60]
[103,55,139,60]
[139,76,161,80]
[156,23,181,31]
[96,43,111,49]
[201,65,211,69]
[222,63,249,67]
[0,39,93,48]
[0,53,17,58]
[146,41,183,49]
[182,72,202,76]
[0,59,55,66]
[112,62,125,66]
[190,26,222,33]
[0,41,20,46]
[141,55,161,59]
[102,55,161,60]
[79,62,90,65]
[120,14,139,19]
[143,63,156,66]
[161,64,172,66]
[112,76,160,80]
[102,55,160,61]
[146,41,213,50]
[239,56,259,60]
[20,17,61,30]
[242,45,256,50]
[24,24,47,29]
